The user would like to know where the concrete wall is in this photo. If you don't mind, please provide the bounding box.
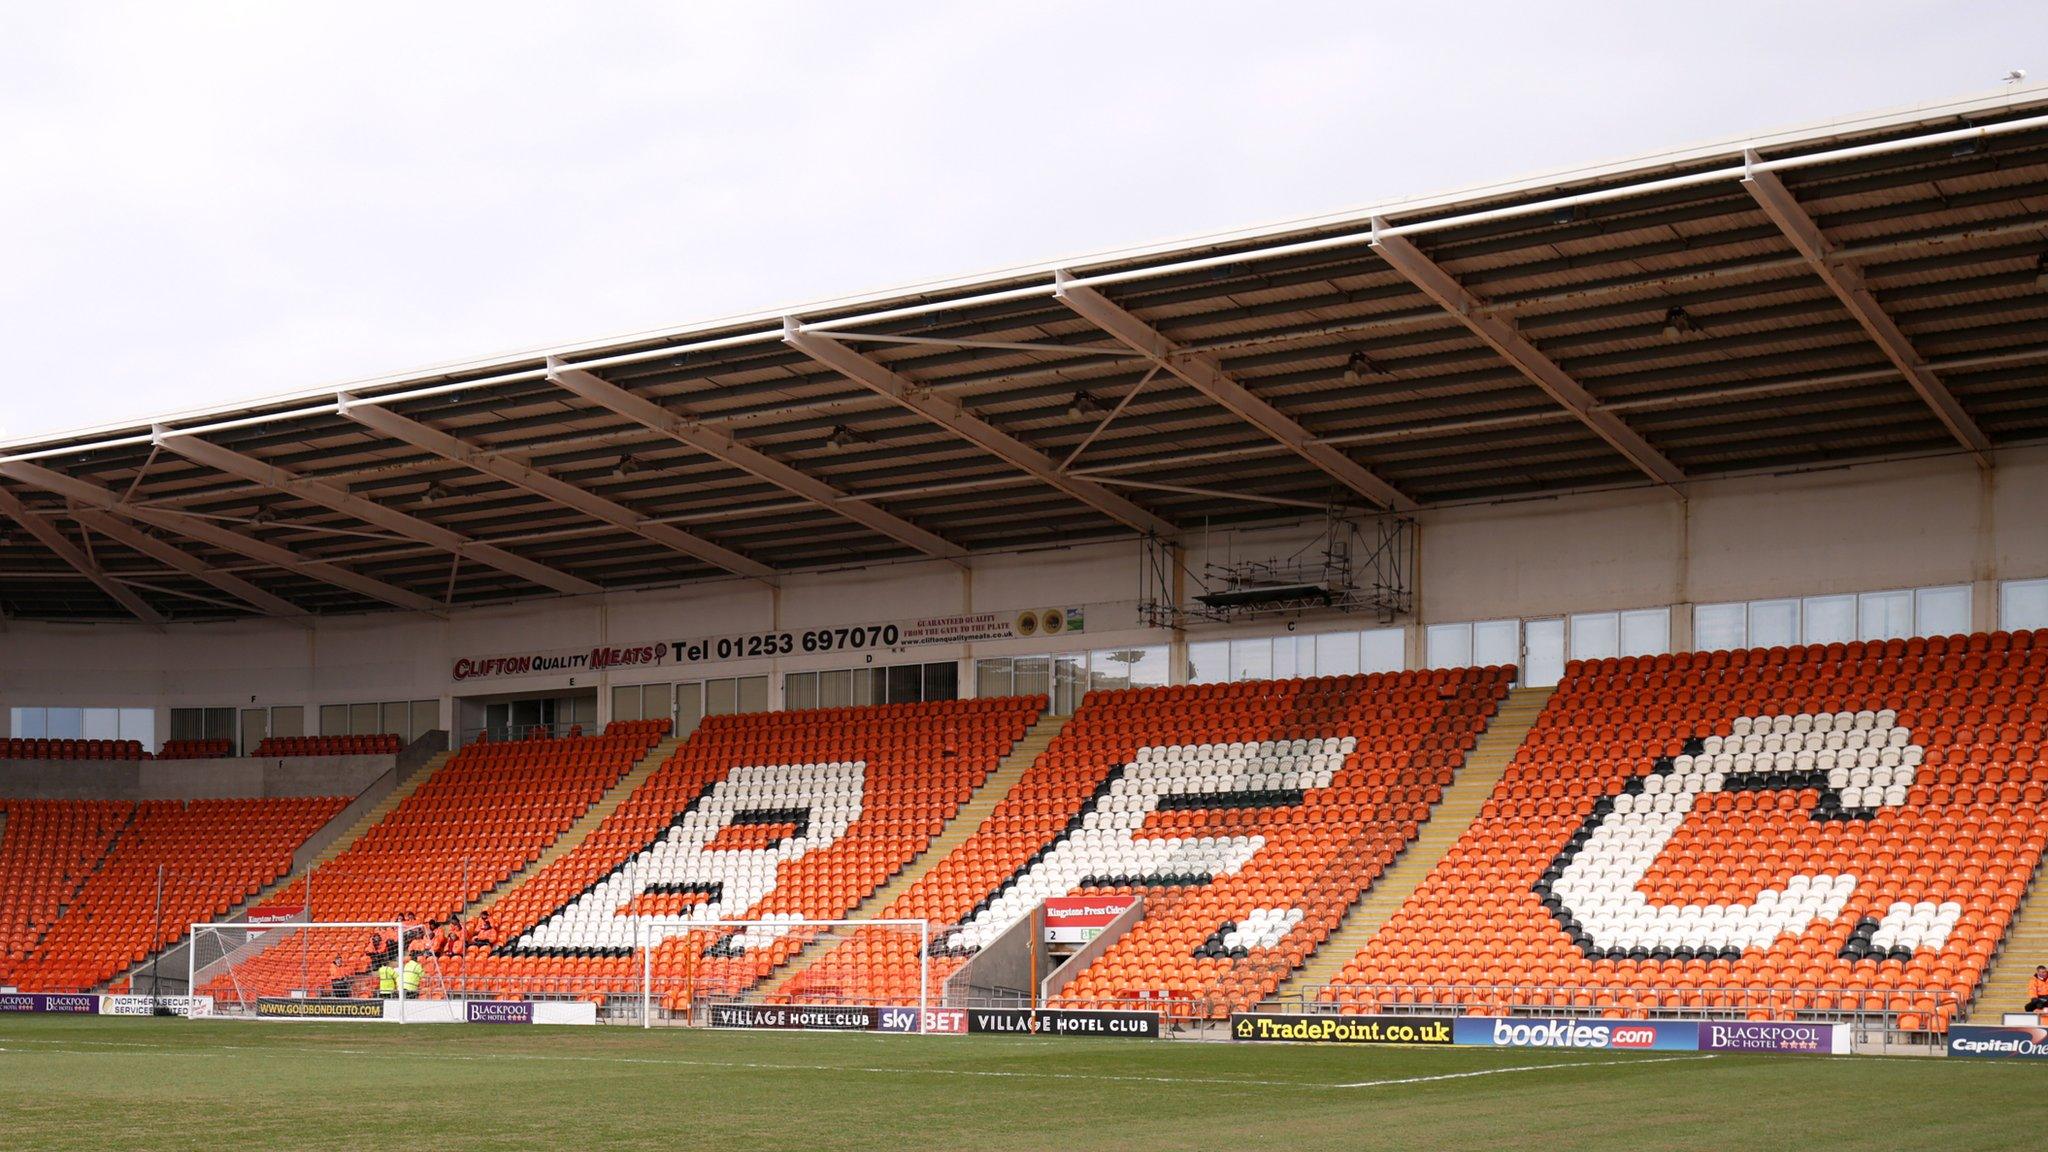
[0,444,2043,730]
[0,755,396,801]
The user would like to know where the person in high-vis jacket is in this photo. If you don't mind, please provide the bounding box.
[376,962,397,999]
[2026,966,2048,1012]
[402,953,425,998]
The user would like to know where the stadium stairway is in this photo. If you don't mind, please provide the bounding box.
[1967,868,2048,1023]
[1267,685,1554,1007]
[103,751,457,991]
[39,805,140,954]
[459,734,687,921]
[753,713,1072,1001]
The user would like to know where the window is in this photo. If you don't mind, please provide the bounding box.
[1525,619,1565,687]
[170,707,236,742]
[1228,638,1273,682]
[1915,585,1970,636]
[1425,624,1472,670]
[10,706,155,747]
[2005,577,2048,631]
[1313,632,1359,677]
[1693,602,1746,652]
[1695,585,1978,651]
[1857,589,1913,642]
[323,699,438,740]
[1620,609,1670,657]
[1750,599,1799,648]
[1802,595,1856,645]
[1184,641,1227,685]
[1568,613,1619,662]
[692,675,769,719]
[1361,629,1403,674]
[1088,648,1168,694]
[610,683,672,723]
[789,662,957,710]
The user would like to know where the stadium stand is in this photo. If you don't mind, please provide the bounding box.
[155,740,233,761]
[1323,631,2048,1032]
[199,720,670,1000]
[0,799,130,979]
[4,738,147,761]
[2,797,347,992]
[251,734,403,757]
[779,668,1513,1017]
[459,698,1041,1005]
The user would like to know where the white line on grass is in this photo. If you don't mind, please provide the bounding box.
[1335,1053,1715,1088]
[0,1034,1722,1092]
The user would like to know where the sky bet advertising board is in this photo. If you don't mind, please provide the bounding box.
[1455,1017,1701,1051]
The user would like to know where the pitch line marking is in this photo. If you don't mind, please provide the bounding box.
[1335,1053,1715,1088]
[0,1034,1721,1092]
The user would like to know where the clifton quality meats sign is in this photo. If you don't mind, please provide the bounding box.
[449,608,1086,683]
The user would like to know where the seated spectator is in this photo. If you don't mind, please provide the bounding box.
[469,911,496,950]
[328,955,351,997]
[2027,966,2048,1013]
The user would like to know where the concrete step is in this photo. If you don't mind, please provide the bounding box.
[461,736,686,919]
[103,751,459,992]
[1966,857,2048,1024]
[1269,685,1555,1004]
[753,713,1073,999]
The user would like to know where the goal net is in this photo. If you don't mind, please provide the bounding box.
[190,920,450,1018]
[634,917,933,1030]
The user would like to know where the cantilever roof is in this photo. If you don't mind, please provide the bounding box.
[4,86,2047,622]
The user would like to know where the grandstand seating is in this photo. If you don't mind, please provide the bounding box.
[199,720,669,999]
[4,738,147,761]
[780,668,1514,1017]
[460,698,1041,1004]
[3,797,347,992]
[0,799,130,979]
[1325,632,2048,1032]
[252,734,403,757]
[156,740,233,761]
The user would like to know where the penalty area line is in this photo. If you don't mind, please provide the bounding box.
[1336,1053,1716,1088]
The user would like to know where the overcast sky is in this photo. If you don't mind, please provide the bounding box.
[2,1,2043,444]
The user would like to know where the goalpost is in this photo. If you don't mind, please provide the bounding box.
[634,917,932,1031]
[189,920,449,1020]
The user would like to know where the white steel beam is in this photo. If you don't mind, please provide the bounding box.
[1740,158,1993,467]
[1369,224,1687,487]
[1054,274,1416,511]
[781,323,1177,538]
[541,364,964,563]
[154,432,601,597]
[67,507,307,619]
[335,395,779,581]
[0,486,165,624]
[0,461,441,614]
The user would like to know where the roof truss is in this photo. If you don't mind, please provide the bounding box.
[0,486,165,624]
[335,393,778,582]
[1054,274,1417,512]
[1740,156,1994,467]
[542,363,965,563]
[0,460,441,614]
[780,322,1178,538]
[154,431,601,597]
[1368,224,1688,488]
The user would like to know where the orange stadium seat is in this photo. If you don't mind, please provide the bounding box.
[0,800,131,981]
[3,797,347,992]
[781,668,1514,1018]
[252,734,404,757]
[155,740,233,761]
[455,698,1039,1006]
[199,722,667,1001]
[4,738,147,761]
[1322,631,2048,1032]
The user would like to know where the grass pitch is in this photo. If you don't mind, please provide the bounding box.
[2,1017,2042,1151]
